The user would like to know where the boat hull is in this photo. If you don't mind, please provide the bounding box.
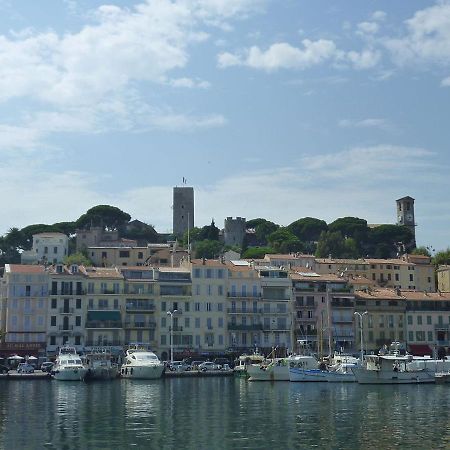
[53,368,88,381]
[87,367,119,381]
[289,368,328,382]
[120,364,164,380]
[247,364,289,381]
[352,367,435,384]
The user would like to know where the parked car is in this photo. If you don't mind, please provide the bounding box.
[168,361,190,372]
[190,360,206,370]
[17,363,35,374]
[40,362,54,373]
[198,361,220,372]
[0,364,9,374]
[213,358,233,369]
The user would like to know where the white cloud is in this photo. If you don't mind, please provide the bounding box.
[147,113,226,131]
[218,39,337,71]
[167,77,211,89]
[345,48,381,69]
[372,11,387,22]
[441,76,450,86]
[338,118,391,130]
[357,21,379,35]
[384,1,450,65]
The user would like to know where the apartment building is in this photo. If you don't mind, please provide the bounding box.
[47,264,87,354]
[436,265,450,292]
[0,265,48,357]
[21,232,69,265]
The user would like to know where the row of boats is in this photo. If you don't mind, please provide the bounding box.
[237,343,450,384]
[52,345,164,381]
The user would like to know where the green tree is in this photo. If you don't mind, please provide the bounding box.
[242,246,276,259]
[411,246,431,257]
[433,248,450,266]
[328,217,368,241]
[245,219,279,245]
[121,221,159,244]
[63,252,93,266]
[76,205,131,230]
[287,217,328,242]
[200,220,220,241]
[267,228,304,253]
[315,231,346,258]
[369,225,414,257]
[194,240,223,259]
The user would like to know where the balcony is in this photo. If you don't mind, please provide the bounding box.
[227,308,263,314]
[228,323,263,331]
[435,324,450,331]
[263,326,290,332]
[169,326,184,332]
[126,304,156,312]
[58,325,74,331]
[332,317,354,324]
[227,293,261,300]
[124,320,157,329]
[100,289,122,295]
[59,308,75,314]
[85,321,123,329]
[85,340,123,347]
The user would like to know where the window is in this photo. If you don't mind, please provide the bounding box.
[161,317,167,328]
[217,270,224,279]
[193,268,201,278]
[219,335,224,345]
[54,246,58,254]
[407,316,413,325]
[218,317,224,328]
[75,336,81,346]
[195,302,201,311]
[207,285,212,296]
[51,316,56,326]
[50,336,56,346]
[76,298,81,309]
[161,301,166,312]
[161,335,166,345]
[427,316,432,325]
[119,250,130,258]
[76,316,81,327]
[184,302,190,312]
[195,318,200,328]
[138,252,143,259]
[195,335,200,346]
[395,274,399,281]
[207,318,212,329]
[25,285,31,297]
[218,285,223,296]
[417,315,422,325]
[218,303,223,312]
[428,331,433,342]
[206,269,212,279]
[184,317,190,328]
[51,298,57,309]
[88,298,94,309]
[372,273,376,281]
[44,246,48,254]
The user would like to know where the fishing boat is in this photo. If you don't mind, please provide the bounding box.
[52,346,88,381]
[85,348,119,381]
[233,351,265,378]
[249,354,318,381]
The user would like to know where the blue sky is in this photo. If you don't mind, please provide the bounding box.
[0,0,449,251]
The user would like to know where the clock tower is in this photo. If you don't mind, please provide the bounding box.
[396,196,416,245]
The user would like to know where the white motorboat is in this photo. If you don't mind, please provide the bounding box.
[234,352,265,378]
[120,346,164,380]
[52,346,88,381]
[85,349,119,381]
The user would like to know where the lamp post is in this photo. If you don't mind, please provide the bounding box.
[354,311,368,362]
[167,310,178,363]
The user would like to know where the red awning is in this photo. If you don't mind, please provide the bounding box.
[408,344,432,356]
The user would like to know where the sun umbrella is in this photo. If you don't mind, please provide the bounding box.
[27,356,38,360]
[8,355,24,360]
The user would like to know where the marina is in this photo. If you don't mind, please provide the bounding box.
[1,376,449,449]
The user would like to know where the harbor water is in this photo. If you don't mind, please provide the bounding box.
[0,378,449,449]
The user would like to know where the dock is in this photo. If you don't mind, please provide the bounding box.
[0,371,51,380]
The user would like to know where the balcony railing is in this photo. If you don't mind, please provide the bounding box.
[124,321,157,329]
[125,304,156,312]
[227,293,261,299]
[59,308,75,314]
[227,308,263,314]
[228,323,263,331]
[58,325,74,331]
[85,340,123,347]
[169,326,184,332]
[85,321,123,329]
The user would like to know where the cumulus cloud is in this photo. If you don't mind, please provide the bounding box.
[218,39,337,71]
[441,76,450,86]
[338,118,391,130]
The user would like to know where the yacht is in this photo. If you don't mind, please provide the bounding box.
[234,352,265,378]
[249,355,318,381]
[120,346,164,380]
[85,349,119,381]
[52,346,88,381]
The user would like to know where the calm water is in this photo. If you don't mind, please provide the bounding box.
[0,377,449,450]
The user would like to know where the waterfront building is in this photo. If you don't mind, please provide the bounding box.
[173,186,194,237]
[121,267,157,349]
[354,288,406,353]
[21,232,69,265]
[226,260,262,353]
[291,270,354,355]
[0,265,48,357]
[46,264,87,355]
[264,253,316,270]
[156,267,193,360]
[84,267,125,352]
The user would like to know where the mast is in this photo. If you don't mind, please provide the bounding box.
[326,284,332,359]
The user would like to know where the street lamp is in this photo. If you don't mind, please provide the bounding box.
[354,311,368,362]
[167,309,179,363]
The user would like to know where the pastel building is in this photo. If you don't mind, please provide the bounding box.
[0,265,48,357]
[21,232,69,265]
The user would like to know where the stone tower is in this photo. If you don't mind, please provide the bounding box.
[396,196,416,245]
[224,217,246,247]
[173,186,194,237]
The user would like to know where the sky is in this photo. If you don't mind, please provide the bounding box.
[0,0,449,251]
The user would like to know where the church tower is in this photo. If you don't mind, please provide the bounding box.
[396,196,416,245]
[173,186,194,237]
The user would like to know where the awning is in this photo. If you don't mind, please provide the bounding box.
[408,344,432,356]
[87,311,121,321]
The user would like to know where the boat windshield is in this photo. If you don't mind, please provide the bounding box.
[133,353,158,361]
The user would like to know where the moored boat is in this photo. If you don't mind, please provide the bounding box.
[250,355,318,381]
[85,348,119,381]
[120,345,164,380]
[52,346,88,381]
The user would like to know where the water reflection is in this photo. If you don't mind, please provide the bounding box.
[0,379,449,449]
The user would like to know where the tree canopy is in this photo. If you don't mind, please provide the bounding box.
[76,205,131,230]
[287,217,328,242]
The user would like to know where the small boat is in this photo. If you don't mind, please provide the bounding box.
[120,345,164,380]
[249,355,318,381]
[234,352,265,378]
[85,348,119,381]
[52,346,88,381]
